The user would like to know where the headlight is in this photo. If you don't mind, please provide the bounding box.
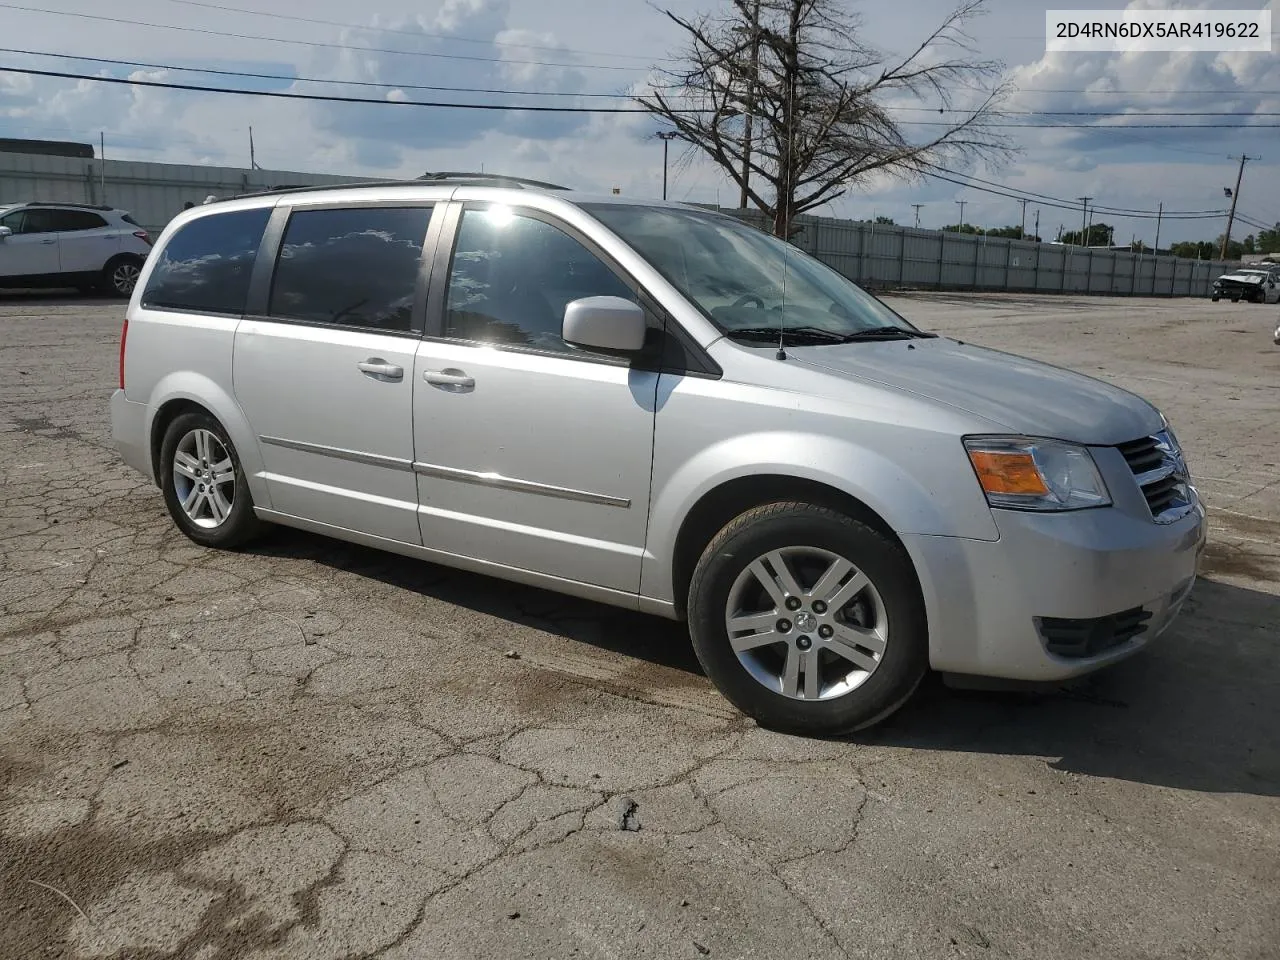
[964,437,1111,511]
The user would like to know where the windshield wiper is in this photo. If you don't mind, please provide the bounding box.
[726,326,851,345]
[839,326,937,340]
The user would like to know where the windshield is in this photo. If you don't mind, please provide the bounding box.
[583,203,926,344]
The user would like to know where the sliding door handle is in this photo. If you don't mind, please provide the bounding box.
[357,359,404,381]
[423,369,475,389]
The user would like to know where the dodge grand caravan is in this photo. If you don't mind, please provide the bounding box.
[110,176,1207,735]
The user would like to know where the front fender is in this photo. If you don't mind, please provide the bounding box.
[641,429,998,606]
[144,372,272,510]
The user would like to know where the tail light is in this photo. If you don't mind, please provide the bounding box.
[134,230,152,246]
[118,317,128,390]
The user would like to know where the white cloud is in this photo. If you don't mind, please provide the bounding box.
[0,0,1274,243]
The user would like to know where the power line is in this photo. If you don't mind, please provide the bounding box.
[1012,88,1280,96]
[15,48,1274,116]
[0,2,645,73]
[920,169,1228,220]
[155,0,666,64]
[902,120,1280,129]
[924,164,1226,216]
[0,65,658,112]
[896,106,1280,117]
[0,46,636,98]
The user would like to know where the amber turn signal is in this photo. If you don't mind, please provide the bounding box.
[967,449,1049,497]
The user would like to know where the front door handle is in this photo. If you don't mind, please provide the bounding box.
[357,358,404,381]
[40,239,57,245]
[423,369,475,390]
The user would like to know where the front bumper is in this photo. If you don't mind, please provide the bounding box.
[110,388,152,481]
[903,499,1207,681]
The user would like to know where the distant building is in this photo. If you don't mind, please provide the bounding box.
[0,137,94,159]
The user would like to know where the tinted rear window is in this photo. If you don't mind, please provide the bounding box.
[53,210,109,231]
[141,207,271,315]
[268,206,432,332]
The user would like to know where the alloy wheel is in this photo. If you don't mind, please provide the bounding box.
[172,429,235,529]
[112,262,141,295]
[724,546,889,701]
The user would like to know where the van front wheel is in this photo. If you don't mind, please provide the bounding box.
[687,502,928,736]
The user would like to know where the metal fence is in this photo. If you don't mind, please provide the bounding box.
[726,210,1238,298]
[0,149,1239,298]
[0,152,368,236]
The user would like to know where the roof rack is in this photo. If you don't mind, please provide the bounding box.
[224,180,418,201]
[223,174,567,203]
[25,200,114,211]
[417,171,570,190]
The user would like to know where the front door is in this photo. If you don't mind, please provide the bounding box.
[233,203,437,545]
[0,209,61,279]
[412,204,659,594]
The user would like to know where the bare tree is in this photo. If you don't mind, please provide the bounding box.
[638,0,1013,237]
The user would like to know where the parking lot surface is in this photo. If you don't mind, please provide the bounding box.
[2,292,1277,960]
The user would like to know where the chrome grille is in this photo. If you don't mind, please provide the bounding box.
[1117,430,1195,523]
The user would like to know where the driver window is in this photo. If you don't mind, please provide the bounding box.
[0,210,25,233]
[445,207,636,353]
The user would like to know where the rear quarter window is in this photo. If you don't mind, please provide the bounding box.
[141,207,271,315]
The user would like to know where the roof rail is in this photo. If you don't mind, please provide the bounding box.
[417,171,570,190]
[222,173,570,204]
[25,200,114,211]
[223,180,419,201]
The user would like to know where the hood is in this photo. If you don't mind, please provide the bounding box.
[1216,272,1266,284]
[787,337,1162,445]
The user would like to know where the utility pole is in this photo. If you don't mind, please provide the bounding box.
[1077,197,1091,245]
[911,204,924,228]
[657,131,679,201]
[1033,209,1040,242]
[1154,202,1163,253]
[955,199,966,228]
[1019,198,1028,238]
[738,0,761,210]
[98,132,105,204]
[249,126,260,170]
[1220,154,1255,259]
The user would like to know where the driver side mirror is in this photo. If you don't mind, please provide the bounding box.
[0,226,12,240]
[563,296,647,353]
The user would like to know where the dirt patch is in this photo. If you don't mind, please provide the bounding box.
[1199,541,1277,582]
[1,823,219,958]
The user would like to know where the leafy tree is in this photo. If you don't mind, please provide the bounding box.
[1257,223,1280,254]
[942,223,983,234]
[640,0,1012,237]
[1061,223,1114,247]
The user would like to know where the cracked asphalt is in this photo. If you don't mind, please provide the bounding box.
[2,292,1278,960]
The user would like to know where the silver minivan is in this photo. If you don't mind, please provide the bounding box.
[110,177,1207,735]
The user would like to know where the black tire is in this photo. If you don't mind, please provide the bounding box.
[159,411,263,549]
[687,502,928,736]
[1211,295,1220,302]
[103,255,143,299]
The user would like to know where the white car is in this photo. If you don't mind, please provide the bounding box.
[0,201,153,297]
[1210,266,1280,304]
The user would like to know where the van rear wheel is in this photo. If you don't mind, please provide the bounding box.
[687,502,928,736]
[159,411,262,549]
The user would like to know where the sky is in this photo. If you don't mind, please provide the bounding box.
[0,0,1276,245]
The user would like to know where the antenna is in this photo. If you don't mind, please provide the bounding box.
[776,39,798,362]
[776,240,792,361]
